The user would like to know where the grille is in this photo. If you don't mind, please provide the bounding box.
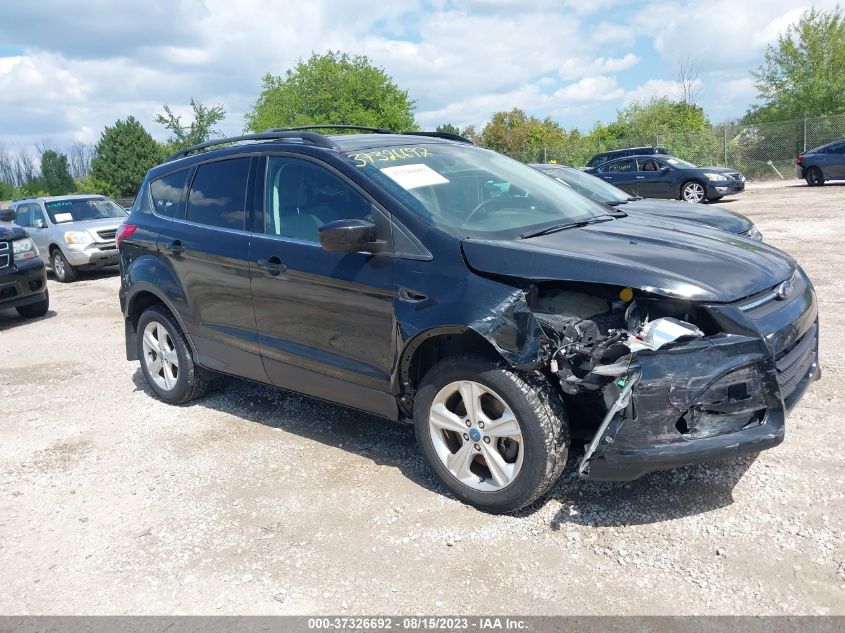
[0,241,8,269]
[97,229,117,240]
[775,322,817,405]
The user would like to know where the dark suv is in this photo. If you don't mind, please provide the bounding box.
[119,127,819,513]
[0,217,49,319]
[585,146,669,170]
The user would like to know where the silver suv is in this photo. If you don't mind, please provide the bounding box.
[11,195,128,282]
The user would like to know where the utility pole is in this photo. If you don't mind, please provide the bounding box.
[803,113,807,152]
[724,126,728,167]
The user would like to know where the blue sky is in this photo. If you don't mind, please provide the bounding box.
[0,0,831,149]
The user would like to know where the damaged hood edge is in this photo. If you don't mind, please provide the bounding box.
[460,221,796,303]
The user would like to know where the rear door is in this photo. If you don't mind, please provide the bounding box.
[157,155,266,382]
[249,153,397,416]
[598,158,637,192]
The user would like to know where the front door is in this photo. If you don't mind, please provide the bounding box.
[15,203,50,262]
[634,158,674,197]
[249,154,397,416]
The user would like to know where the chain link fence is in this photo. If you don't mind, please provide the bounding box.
[511,113,845,180]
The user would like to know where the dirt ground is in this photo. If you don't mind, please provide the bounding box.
[0,180,843,616]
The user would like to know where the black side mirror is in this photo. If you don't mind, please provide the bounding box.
[318,218,381,253]
[0,209,15,222]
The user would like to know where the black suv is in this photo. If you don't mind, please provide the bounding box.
[585,146,669,170]
[118,127,819,513]
[0,212,49,319]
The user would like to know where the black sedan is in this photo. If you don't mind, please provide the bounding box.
[586,154,746,203]
[530,163,762,240]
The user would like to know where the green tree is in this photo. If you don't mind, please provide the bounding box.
[479,109,570,162]
[435,123,461,135]
[74,174,118,197]
[155,98,226,151]
[747,5,845,122]
[90,116,163,197]
[40,150,75,195]
[244,51,417,132]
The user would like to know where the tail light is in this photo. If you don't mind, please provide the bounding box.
[796,154,804,164]
[116,223,138,248]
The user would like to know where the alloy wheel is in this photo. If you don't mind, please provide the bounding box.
[682,182,705,203]
[53,252,65,280]
[428,380,524,492]
[142,320,179,391]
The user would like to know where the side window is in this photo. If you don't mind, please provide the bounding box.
[186,158,251,230]
[33,205,47,226]
[827,142,845,154]
[638,159,660,172]
[150,169,190,218]
[265,156,372,243]
[604,159,635,173]
[14,205,31,227]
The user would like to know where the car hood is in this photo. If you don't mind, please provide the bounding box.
[0,224,27,241]
[461,217,794,303]
[625,199,752,234]
[56,217,126,233]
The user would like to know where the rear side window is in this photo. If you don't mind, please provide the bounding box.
[603,159,635,173]
[150,169,190,218]
[187,158,251,230]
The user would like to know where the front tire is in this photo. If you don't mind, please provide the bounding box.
[51,249,78,283]
[413,354,569,514]
[136,304,212,404]
[16,289,49,318]
[680,180,706,203]
[805,166,824,186]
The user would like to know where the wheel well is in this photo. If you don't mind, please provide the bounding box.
[127,290,165,321]
[403,329,504,393]
[49,244,61,255]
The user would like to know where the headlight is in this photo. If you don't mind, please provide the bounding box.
[12,237,39,262]
[744,225,763,241]
[703,172,728,181]
[64,231,94,246]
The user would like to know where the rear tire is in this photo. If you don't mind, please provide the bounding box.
[680,180,706,203]
[805,166,824,186]
[413,354,569,514]
[51,249,78,283]
[136,304,212,404]
[16,289,49,318]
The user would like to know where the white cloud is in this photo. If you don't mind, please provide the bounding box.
[559,54,639,80]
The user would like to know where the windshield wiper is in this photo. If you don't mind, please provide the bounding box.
[606,200,628,206]
[519,216,612,239]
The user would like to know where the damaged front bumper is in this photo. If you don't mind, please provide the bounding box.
[578,272,820,481]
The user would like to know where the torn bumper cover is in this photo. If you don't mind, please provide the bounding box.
[580,278,820,481]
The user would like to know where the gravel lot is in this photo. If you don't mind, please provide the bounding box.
[1,180,843,615]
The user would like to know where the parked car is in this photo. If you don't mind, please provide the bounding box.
[588,154,746,203]
[0,223,49,318]
[796,139,845,185]
[530,164,762,240]
[119,127,818,513]
[585,146,669,170]
[11,195,128,282]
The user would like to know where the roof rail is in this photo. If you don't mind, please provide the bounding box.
[164,131,340,162]
[400,131,475,145]
[264,125,394,134]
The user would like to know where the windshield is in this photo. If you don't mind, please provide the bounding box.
[345,144,608,239]
[44,197,127,224]
[537,166,630,204]
[665,157,697,169]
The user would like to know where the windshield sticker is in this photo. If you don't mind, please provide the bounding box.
[380,163,449,190]
[53,212,74,223]
[46,201,73,208]
[349,146,429,167]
